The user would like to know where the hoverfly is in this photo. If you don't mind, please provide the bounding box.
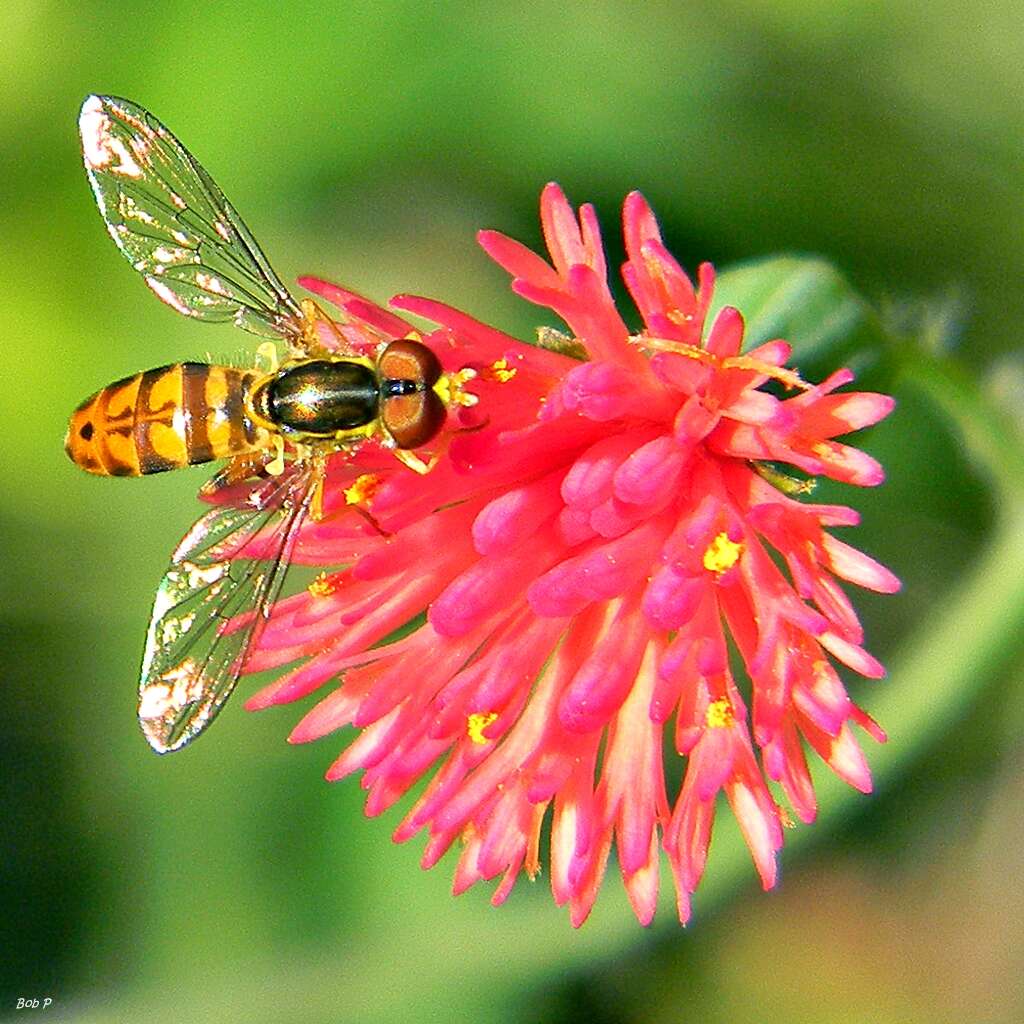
[66,95,466,755]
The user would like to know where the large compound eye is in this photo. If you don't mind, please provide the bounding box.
[377,339,442,388]
[377,339,446,449]
[381,388,446,449]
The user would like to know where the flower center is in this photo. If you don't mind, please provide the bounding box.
[466,711,499,744]
[307,571,338,598]
[703,532,744,574]
[344,473,379,507]
[433,367,480,407]
[483,358,517,383]
[705,698,735,729]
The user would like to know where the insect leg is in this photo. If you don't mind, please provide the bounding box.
[392,448,437,475]
[310,458,327,522]
[260,435,286,476]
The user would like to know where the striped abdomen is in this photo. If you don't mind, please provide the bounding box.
[65,362,265,476]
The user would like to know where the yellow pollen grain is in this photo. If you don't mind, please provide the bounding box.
[344,473,378,506]
[705,698,735,729]
[467,711,498,745]
[487,358,517,383]
[811,659,832,682]
[667,309,695,326]
[703,532,744,574]
[778,806,796,829]
[434,367,479,407]
[307,571,337,598]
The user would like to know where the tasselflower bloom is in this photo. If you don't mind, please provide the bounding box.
[239,184,898,925]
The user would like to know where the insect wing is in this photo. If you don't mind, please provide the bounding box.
[79,94,304,340]
[137,467,317,753]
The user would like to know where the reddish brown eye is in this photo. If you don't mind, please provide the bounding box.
[381,390,447,449]
[377,339,446,448]
[377,339,442,387]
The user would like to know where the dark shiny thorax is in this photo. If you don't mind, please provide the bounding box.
[268,360,379,434]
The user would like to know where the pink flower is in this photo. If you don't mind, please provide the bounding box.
[239,185,898,926]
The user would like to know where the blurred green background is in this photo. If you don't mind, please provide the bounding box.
[3,2,1023,1022]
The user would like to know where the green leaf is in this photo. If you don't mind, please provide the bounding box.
[712,255,889,378]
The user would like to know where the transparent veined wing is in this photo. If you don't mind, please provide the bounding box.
[79,94,305,341]
[137,463,321,753]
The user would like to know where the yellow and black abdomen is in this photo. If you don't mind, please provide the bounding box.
[66,362,264,476]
